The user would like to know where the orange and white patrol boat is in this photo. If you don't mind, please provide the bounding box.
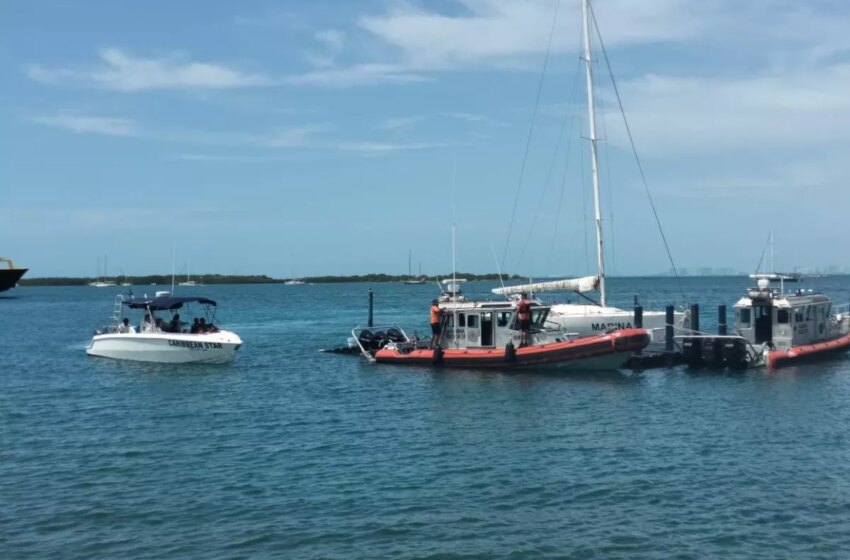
[679,278,850,369]
[352,297,649,371]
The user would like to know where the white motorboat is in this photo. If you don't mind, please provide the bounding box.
[87,292,242,364]
[285,279,306,285]
[493,0,688,347]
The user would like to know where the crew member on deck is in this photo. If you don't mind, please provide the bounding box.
[118,318,135,334]
[517,292,531,347]
[429,299,442,349]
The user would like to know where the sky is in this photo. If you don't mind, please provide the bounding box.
[3,0,850,278]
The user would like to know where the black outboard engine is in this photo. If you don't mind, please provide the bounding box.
[358,329,380,353]
[386,327,406,343]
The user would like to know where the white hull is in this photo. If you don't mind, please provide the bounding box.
[87,330,242,364]
[549,304,686,349]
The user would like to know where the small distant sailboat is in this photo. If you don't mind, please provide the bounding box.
[403,251,427,284]
[178,260,204,287]
[748,230,802,283]
[89,255,116,287]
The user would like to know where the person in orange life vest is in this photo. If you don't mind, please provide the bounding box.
[517,292,532,347]
[429,299,443,349]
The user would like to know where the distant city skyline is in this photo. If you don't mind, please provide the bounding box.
[4,0,850,277]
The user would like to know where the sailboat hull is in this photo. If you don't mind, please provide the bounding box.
[548,304,686,350]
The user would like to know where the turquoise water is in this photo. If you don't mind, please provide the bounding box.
[2,277,850,558]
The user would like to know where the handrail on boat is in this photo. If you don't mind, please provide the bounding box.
[350,325,411,363]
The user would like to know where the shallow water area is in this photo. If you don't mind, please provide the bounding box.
[2,277,850,559]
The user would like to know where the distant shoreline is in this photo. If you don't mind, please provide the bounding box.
[17,272,845,287]
[18,272,521,287]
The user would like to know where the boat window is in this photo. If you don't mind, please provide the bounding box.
[795,308,804,323]
[467,314,478,328]
[497,311,512,327]
[776,309,789,324]
[805,306,813,320]
[458,313,466,327]
[531,309,547,329]
[738,308,751,326]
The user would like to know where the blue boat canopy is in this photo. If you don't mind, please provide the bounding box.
[125,296,217,310]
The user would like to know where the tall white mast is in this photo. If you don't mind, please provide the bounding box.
[582,0,606,307]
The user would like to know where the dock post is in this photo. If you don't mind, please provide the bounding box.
[368,289,373,327]
[665,305,674,353]
[690,304,700,333]
[634,305,643,328]
[718,305,727,335]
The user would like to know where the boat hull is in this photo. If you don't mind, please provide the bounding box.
[86,331,242,364]
[767,333,850,369]
[375,328,649,370]
[0,268,27,292]
[548,305,685,350]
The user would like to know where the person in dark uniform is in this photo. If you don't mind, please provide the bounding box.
[429,299,442,349]
[517,292,531,347]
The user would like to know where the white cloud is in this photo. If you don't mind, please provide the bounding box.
[305,29,346,68]
[264,124,330,148]
[336,141,445,154]
[286,63,427,87]
[604,63,850,156]
[26,48,269,91]
[31,114,140,136]
[376,116,425,130]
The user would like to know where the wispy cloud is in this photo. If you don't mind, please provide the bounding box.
[337,141,447,154]
[285,63,428,87]
[603,63,850,156]
[375,115,425,130]
[263,124,330,148]
[31,114,140,136]
[305,29,346,68]
[26,48,269,91]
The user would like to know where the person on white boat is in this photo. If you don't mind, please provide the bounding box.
[517,293,532,347]
[166,313,182,333]
[117,318,136,334]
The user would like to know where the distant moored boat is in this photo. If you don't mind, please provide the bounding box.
[0,257,27,292]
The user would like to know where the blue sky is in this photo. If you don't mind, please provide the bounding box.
[3,0,850,278]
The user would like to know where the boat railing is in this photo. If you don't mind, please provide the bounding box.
[111,294,124,323]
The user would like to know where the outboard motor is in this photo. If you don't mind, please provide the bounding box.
[386,327,406,343]
[358,329,379,352]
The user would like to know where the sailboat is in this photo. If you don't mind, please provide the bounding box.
[492,0,688,345]
[89,255,116,287]
[748,230,801,283]
[178,260,204,287]
[404,251,427,284]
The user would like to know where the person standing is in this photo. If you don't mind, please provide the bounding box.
[429,299,442,349]
[517,292,531,347]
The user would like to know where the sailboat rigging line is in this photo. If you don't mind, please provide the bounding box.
[546,80,579,277]
[500,0,562,273]
[579,113,590,275]
[595,54,616,277]
[513,57,582,274]
[753,230,772,276]
[491,245,507,298]
[589,1,685,301]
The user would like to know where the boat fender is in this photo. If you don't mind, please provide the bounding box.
[505,341,516,363]
[433,345,444,365]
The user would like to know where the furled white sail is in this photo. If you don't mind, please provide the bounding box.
[491,275,599,296]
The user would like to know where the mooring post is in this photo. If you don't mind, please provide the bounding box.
[690,303,700,333]
[634,305,643,328]
[718,305,727,335]
[665,305,674,353]
[368,288,374,327]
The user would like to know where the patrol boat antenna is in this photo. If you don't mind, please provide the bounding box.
[582,0,606,307]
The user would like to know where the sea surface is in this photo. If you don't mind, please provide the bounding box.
[2,277,850,559]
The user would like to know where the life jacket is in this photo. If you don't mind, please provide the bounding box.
[518,300,531,320]
[430,305,440,324]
